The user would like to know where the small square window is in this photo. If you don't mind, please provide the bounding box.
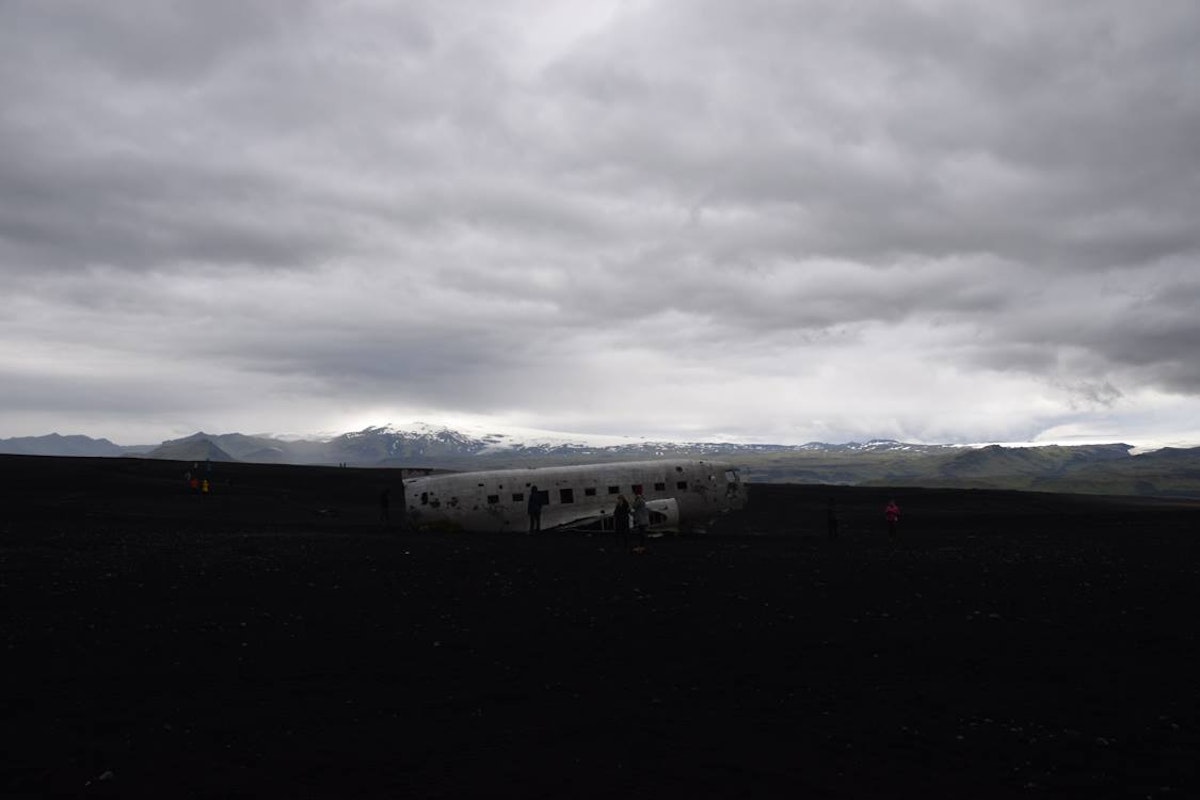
[608,486,619,495]
[512,492,525,503]
[559,488,575,504]
[676,481,688,490]
[487,494,500,504]
[654,482,666,491]
[584,487,597,497]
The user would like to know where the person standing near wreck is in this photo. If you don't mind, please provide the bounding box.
[527,485,544,533]
[885,498,900,540]
[632,490,649,545]
[613,494,631,548]
[379,488,390,525]
[827,496,839,541]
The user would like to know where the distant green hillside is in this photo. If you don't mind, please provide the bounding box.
[1033,447,1200,498]
[735,443,1200,498]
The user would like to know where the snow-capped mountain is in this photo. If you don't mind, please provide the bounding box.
[6,424,958,466]
[281,423,958,467]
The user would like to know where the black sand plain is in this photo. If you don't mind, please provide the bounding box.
[3,454,1199,798]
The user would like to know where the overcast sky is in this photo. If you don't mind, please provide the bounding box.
[3,1,1199,447]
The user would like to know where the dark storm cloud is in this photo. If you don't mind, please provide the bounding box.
[2,0,1199,444]
[0,154,347,271]
[2,0,312,80]
[538,0,1200,271]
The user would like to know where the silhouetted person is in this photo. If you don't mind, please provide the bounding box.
[613,494,631,548]
[885,498,900,540]
[379,488,390,524]
[632,491,649,546]
[396,482,408,531]
[827,497,839,541]
[528,486,544,533]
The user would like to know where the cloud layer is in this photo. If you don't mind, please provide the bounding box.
[3,0,1199,445]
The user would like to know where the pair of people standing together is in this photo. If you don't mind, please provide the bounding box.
[613,492,648,547]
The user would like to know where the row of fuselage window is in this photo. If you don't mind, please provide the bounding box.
[417,480,689,507]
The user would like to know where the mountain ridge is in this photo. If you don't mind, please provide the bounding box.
[4,427,1198,498]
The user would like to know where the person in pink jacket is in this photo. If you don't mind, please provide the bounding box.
[884,499,900,540]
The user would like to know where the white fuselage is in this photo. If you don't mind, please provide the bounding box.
[403,459,744,533]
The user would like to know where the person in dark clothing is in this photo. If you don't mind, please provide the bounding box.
[613,494,631,548]
[395,482,408,531]
[528,485,544,533]
[827,497,839,541]
[632,491,649,546]
[379,488,390,524]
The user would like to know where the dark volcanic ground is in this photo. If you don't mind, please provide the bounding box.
[3,455,1199,798]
